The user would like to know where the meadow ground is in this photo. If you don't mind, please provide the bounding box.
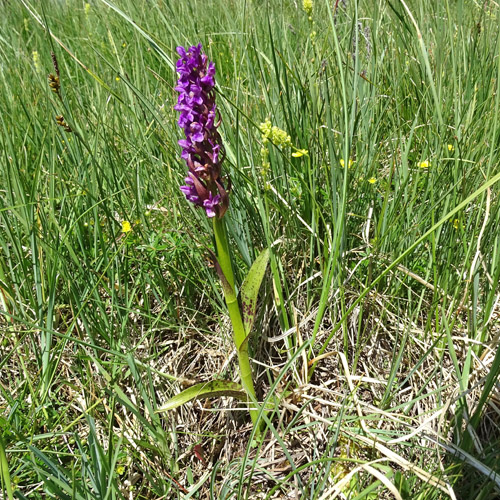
[1,0,500,498]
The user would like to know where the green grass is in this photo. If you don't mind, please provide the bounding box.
[1,0,499,498]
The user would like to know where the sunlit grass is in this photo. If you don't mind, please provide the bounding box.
[1,0,499,498]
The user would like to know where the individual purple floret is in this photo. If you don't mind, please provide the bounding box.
[175,44,229,218]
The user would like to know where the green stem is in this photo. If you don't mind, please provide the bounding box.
[213,217,260,428]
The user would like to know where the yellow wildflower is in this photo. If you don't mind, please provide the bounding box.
[271,126,291,147]
[368,177,376,184]
[292,149,309,157]
[418,160,430,168]
[121,221,132,233]
[448,144,454,152]
[259,119,291,147]
[32,51,41,73]
[340,158,354,168]
[303,0,313,16]
[259,118,272,138]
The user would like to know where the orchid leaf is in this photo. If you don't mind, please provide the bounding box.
[156,380,246,412]
[240,248,270,338]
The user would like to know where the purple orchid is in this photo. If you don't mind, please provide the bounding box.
[175,44,229,218]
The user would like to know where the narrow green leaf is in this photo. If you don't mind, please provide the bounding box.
[156,381,246,413]
[0,434,13,500]
[97,0,174,70]
[240,248,270,337]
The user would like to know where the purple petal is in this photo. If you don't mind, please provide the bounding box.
[203,192,221,218]
[189,123,204,142]
[205,105,216,129]
[210,144,220,164]
[201,62,216,87]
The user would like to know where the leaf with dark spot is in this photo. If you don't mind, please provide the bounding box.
[240,248,270,338]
